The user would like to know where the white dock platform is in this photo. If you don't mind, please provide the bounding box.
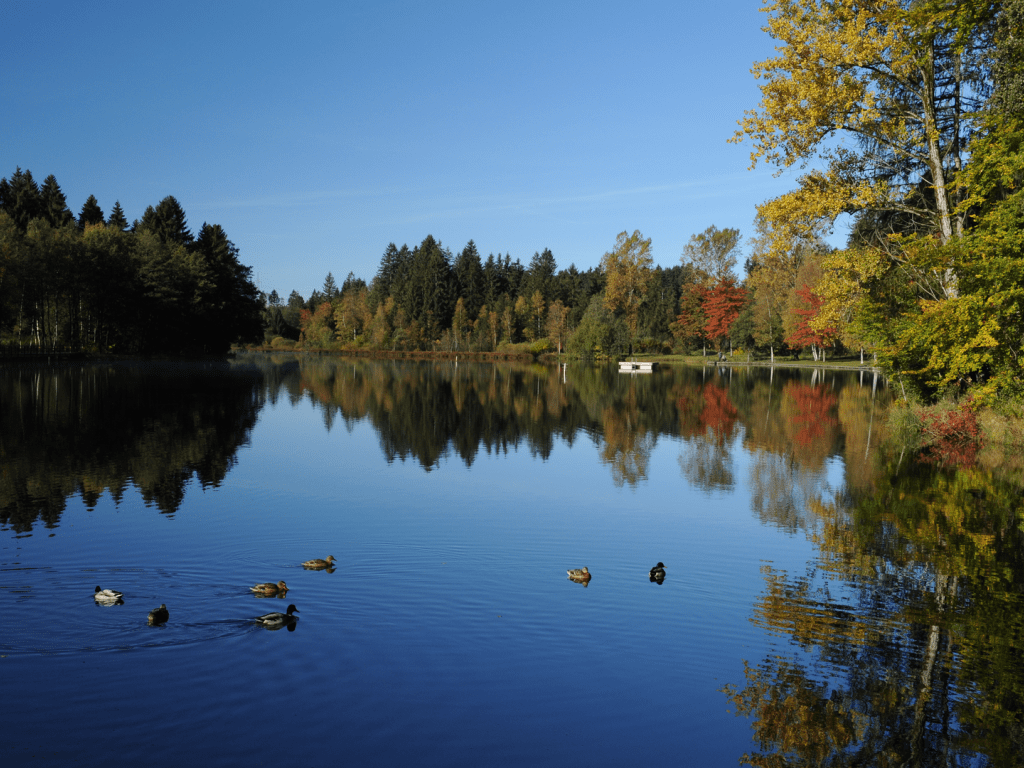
[618,361,658,373]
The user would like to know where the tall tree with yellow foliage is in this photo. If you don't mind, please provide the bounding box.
[733,0,995,298]
[601,230,654,355]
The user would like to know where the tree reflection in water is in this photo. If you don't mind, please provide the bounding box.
[724,463,1024,766]
[3,354,893,538]
[0,361,265,531]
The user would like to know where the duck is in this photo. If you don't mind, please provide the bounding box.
[255,604,300,627]
[148,604,169,624]
[250,580,288,596]
[649,562,666,579]
[567,566,592,581]
[302,556,337,569]
[94,586,124,602]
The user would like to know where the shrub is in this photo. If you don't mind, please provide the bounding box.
[918,397,983,467]
[529,338,552,356]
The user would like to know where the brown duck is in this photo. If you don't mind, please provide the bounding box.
[250,580,288,596]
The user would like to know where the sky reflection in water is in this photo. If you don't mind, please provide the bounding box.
[2,357,1021,766]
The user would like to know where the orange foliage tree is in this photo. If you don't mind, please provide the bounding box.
[703,277,748,353]
[785,284,837,361]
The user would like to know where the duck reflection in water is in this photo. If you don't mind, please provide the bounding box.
[148,604,169,625]
[250,580,288,597]
[649,562,666,584]
[302,555,336,570]
[255,604,300,631]
[567,567,592,586]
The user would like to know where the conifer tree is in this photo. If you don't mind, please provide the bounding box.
[483,253,504,306]
[78,195,105,229]
[3,167,41,229]
[107,201,128,231]
[523,248,557,302]
[140,196,192,246]
[453,240,484,318]
[370,243,400,308]
[341,271,365,296]
[39,174,75,227]
[322,272,339,300]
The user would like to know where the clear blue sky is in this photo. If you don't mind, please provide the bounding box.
[4,0,826,300]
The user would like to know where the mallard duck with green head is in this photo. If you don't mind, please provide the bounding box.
[255,604,299,629]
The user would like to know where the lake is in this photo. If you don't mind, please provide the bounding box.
[2,355,1022,766]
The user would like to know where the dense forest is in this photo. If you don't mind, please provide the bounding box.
[0,171,263,354]
[266,227,781,362]
[267,0,1024,403]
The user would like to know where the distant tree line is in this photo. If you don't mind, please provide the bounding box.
[263,224,823,362]
[0,168,263,354]
[264,232,757,359]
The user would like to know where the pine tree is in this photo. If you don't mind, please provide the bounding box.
[522,248,557,302]
[79,195,105,229]
[370,243,400,308]
[4,167,41,229]
[341,271,365,296]
[140,195,192,246]
[483,253,503,306]
[453,240,484,319]
[415,235,455,339]
[39,175,75,227]
[107,201,128,231]
[193,222,263,351]
[322,272,339,300]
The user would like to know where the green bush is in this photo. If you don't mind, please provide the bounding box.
[529,338,552,356]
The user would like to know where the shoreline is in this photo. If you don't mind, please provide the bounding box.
[238,345,884,373]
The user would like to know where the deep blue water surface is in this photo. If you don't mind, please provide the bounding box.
[5,357,1016,766]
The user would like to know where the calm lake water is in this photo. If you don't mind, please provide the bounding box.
[2,355,1022,766]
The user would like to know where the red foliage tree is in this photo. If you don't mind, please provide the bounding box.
[785,284,836,352]
[702,277,747,350]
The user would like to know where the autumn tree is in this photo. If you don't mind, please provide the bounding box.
[334,286,370,343]
[601,230,654,355]
[680,225,741,284]
[545,300,570,355]
[733,0,996,298]
[450,297,470,347]
[703,278,748,354]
